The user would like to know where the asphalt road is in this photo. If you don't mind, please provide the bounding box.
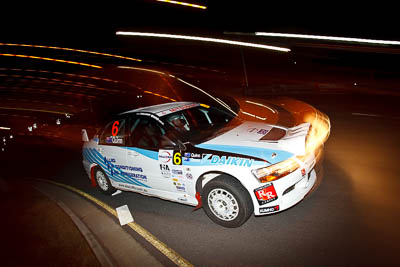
[2,94,400,266]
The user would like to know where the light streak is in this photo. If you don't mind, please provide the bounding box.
[157,0,207,9]
[0,106,72,115]
[0,127,11,130]
[0,43,142,61]
[118,66,167,75]
[175,77,238,115]
[116,32,291,52]
[255,32,400,46]
[143,90,177,102]
[245,100,277,114]
[0,53,102,68]
[240,110,266,121]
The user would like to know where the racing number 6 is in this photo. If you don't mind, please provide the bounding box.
[112,121,119,136]
[173,152,182,165]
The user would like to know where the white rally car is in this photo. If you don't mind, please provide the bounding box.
[82,101,328,227]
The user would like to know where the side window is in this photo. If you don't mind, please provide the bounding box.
[129,116,176,149]
[99,118,127,146]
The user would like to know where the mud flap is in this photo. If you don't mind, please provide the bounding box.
[90,166,97,187]
[192,192,202,211]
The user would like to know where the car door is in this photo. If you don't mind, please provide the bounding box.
[127,114,189,198]
[96,117,131,187]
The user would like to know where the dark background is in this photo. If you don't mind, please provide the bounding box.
[2,1,399,47]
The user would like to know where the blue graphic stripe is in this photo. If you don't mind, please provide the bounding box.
[85,148,132,185]
[83,149,126,184]
[126,147,158,160]
[86,148,142,186]
[195,144,293,165]
[88,148,144,186]
[182,158,266,167]
[84,148,135,185]
[88,148,150,188]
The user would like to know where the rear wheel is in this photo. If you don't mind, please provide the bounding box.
[94,168,116,195]
[202,175,253,228]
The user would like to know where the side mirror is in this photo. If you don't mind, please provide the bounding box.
[177,140,187,151]
[82,129,89,142]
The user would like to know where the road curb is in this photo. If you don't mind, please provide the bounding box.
[32,178,193,267]
[34,185,115,267]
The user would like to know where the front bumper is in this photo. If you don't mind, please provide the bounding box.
[253,149,322,216]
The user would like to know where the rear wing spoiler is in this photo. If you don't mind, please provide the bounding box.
[82,129,89,142]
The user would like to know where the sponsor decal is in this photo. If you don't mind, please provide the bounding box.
[176,184,186,192]
[172,179,186,192]
[201,154,254,167]
[185,173,193,180]
[160,164,170,171]
[257,129,268,135]
[157,103,199,116]
[160,164,171,178]
[115,182,148,193]
[259,205,280,214]
[247,128,268,135]
[159,150,172,163]
[188,153,201,159]
[301,168,306,177]
[104,158,143,172]
[177,197,188,202]
[120,171,147,182]
[254,183,278,205]
[172,169,183,175]
[105,157,116,163]
[106,136,124,144]
[114,165,143,172]
[247,127,258,133]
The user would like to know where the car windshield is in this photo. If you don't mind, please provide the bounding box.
[161,105,241,144]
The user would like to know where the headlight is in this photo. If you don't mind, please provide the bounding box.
[252,158,300,183]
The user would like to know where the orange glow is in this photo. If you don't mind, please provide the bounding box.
[0,43,142,62]
[0,53,102,68]
[156,0,207,9]
[304,110,330,155]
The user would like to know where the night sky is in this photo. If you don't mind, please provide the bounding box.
[1,1,399,47]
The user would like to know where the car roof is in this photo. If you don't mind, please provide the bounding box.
[119,101,199,117]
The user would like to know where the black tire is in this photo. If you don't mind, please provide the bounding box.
[202,175,253,228]
[94,167,116,195]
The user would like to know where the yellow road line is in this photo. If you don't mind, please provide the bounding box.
[34,179,194,267]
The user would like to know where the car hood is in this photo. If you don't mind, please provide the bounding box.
[196,121,310,165]
[194,95,330,164]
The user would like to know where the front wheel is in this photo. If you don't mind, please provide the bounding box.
[202,176,253,228]
[94,168,116,195]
